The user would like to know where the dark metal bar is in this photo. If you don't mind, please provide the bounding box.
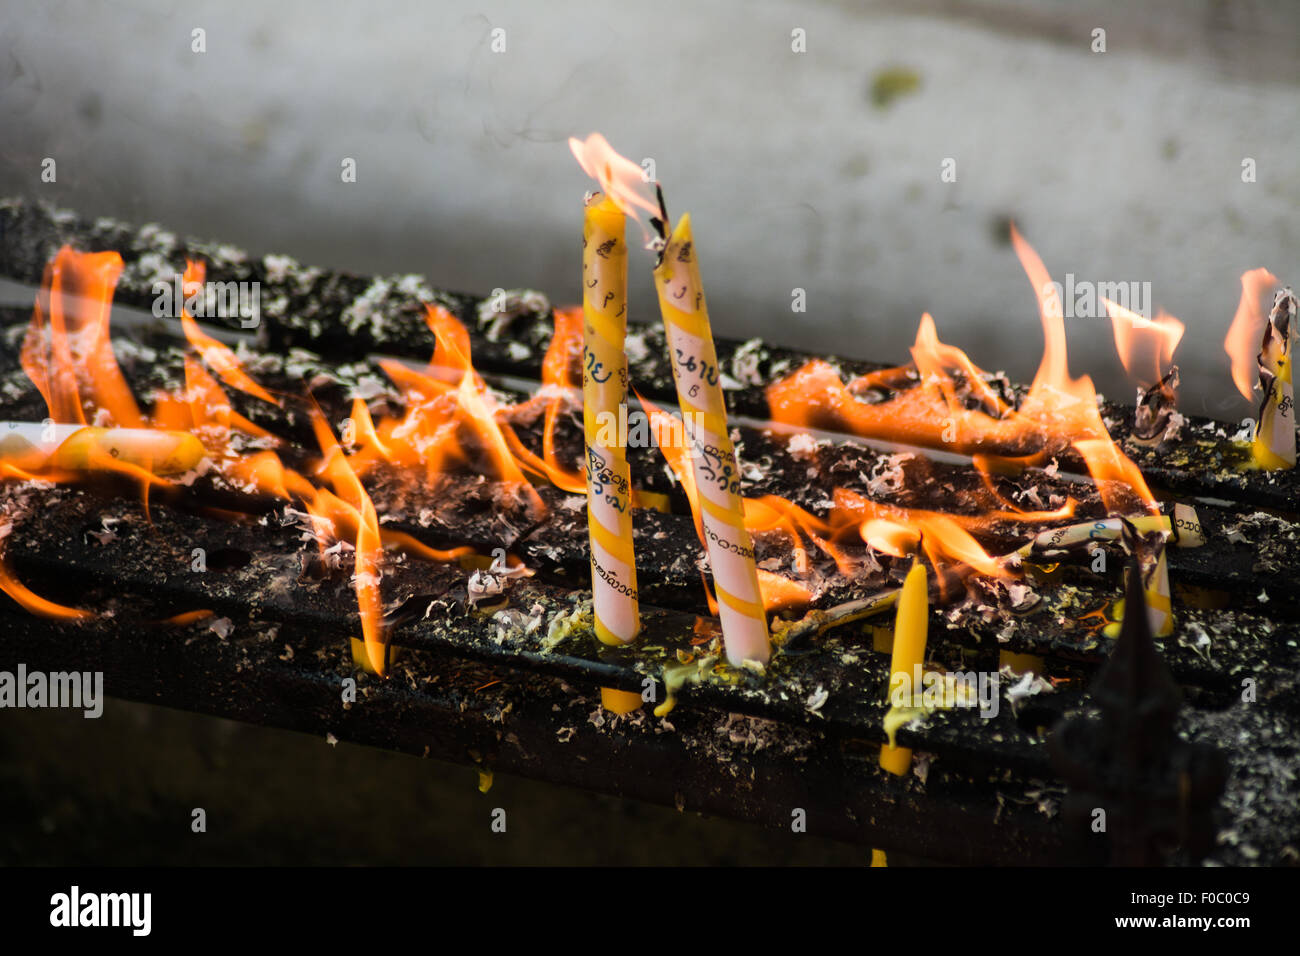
[4,198,1298,512]
[0,599,1072,864]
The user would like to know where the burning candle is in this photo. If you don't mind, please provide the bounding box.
[653,213,770,666]
[0,422,205,475]
[569,134,661,713]
[1103,297,1185,446]
[581,192,645,716]
[1251,288,1298,470]
[581,193,641,651]
[568,134,768,665]
[1105,529,1174,640]
[880,558,928,776]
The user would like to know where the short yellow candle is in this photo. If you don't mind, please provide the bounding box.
[600,687,643,714]
[880,559,928,776]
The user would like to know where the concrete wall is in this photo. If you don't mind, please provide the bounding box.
[2,0,1297,416]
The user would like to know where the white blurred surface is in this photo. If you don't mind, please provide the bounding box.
[1,0,1297,417]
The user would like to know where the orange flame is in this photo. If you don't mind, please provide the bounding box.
[1105,298,1184,386]
[501,306,586,493]
[0,555,93,620]
[635,392,704,539]
[568,133,659,226]
[180,260,279,407]
[4,247,155,617]
[769,228,1155,521]
[1009,225,1068,397]
[5,220,1184,650]
[755,569,813,612]
[183,356,276,443]
[5,246,511,668]
[309,407,387,676]
[1224,267,1281,400]
[911,312,1011,419]
[1072,438,1158,515]
[364,306,538,504]
[22,247,141,427]
[829,489,1010,582]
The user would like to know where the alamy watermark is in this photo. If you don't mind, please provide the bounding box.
[50,886,150,936]
[590,406,698,452]
[1042,274,1152,320]
[0,663,103,718]
[152,274,260,328]
[889,665,1000,718]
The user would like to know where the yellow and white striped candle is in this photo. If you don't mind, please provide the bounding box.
[1252,288,1297,470]
[582,194,641,650]
[653,214,769,666]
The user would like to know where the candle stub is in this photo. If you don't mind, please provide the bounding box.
[1251,288,1297,470]
[1106,527,1174,639]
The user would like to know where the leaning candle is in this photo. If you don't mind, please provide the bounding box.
[1014,514,1171,560]
[653,214,770,666]
[1251,288,1298,470]
[880,559,928,776]
[0,422,205,475]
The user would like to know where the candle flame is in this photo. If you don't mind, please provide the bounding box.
[770,227,1157,518]
[1224,267,1281,400]
[568,132,660,229]
[180,260,280,407]
[4,214,1229,659]
[21,247,141,427]
[1104,297,1184,386]
[500,306,586,493]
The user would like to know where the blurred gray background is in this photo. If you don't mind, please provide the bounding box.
[1,0,1297,418]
